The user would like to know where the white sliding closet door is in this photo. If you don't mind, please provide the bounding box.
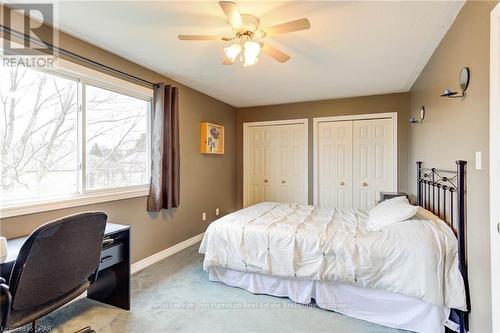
[314,115,396,210]
[246,127,272,204]
[244,121,307,207]
[317,121,353,208]
[352,118,394,209]
[273,124,307,204]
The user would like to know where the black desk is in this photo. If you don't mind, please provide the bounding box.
[0,223,131,310]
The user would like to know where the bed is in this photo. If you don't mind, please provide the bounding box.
[199,161,470,333]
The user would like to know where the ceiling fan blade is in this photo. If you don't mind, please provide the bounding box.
[262,43,291,63]
[178,35,222,41]
[219,1,243,29]
[264,18,311,37]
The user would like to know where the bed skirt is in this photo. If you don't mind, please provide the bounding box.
[208,267,449,333]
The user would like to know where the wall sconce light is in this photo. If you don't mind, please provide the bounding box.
[409,106,426,124]
[440,67,470,98]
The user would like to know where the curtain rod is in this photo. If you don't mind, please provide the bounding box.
[0,25,160,88]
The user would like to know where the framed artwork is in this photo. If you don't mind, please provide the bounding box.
[200,122,224,154]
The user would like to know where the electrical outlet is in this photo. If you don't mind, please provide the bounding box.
[475,151,482,170]
[215,208,220,216]
[202,212,206,221]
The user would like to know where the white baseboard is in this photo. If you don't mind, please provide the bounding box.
[131,232,204,274]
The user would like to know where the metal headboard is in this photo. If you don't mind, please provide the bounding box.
[416,160,469,333]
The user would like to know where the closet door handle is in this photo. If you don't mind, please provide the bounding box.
[340,181,345,186]
[362,182,368,187]
[264,179,269,183]
[282,179,286,184]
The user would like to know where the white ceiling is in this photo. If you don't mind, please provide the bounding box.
[51,1,464,107]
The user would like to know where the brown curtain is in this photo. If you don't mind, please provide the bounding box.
[147,84,180,211]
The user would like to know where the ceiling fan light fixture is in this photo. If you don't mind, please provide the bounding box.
[179,1,309,66]
[224,43,242,62]
[243,40,261,67]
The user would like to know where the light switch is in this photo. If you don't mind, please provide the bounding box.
[215,208,220,216]
[202,212,206,221]
[475,151,482,170]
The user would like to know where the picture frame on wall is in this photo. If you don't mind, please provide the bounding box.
[200,122,224,154]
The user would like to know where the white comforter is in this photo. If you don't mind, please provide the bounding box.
[199,202,467,310]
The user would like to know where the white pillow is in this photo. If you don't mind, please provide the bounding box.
[368,196,418,231]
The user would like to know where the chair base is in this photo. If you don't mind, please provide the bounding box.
[75,326,95,333]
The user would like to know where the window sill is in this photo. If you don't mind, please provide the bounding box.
[0,187,150,219]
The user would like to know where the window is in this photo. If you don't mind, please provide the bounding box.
[0,67,79,202]
[0,65,151,213]
[86,85,149,190]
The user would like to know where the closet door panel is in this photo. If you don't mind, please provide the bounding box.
[317,121,353,208]
[272,124,307,204]
[246,127,272,206]
[352,118,394,209]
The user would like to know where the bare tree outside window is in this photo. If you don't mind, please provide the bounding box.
[1,65,150,206]
[0,66,78,202]
[86,85,148,190]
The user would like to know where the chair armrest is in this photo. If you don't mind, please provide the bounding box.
[0,280,12,331]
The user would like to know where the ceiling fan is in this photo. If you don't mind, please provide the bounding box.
[178,1,311,67]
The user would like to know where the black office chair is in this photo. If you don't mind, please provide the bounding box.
[0,212,107,333]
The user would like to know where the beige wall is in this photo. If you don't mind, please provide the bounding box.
[408,1,498,331]
[236,93,410,207]
[0,7,238,264]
